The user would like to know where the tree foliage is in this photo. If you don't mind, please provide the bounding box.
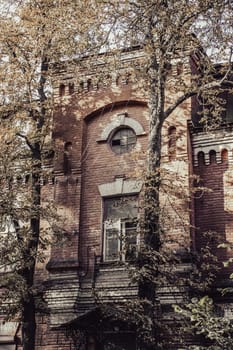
[0,0,233,350]
[0,1,106,349]
[175,296,233,350]
[92,1,233,349]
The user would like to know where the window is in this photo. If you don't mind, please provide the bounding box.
[63,141,72,175]
[103,196,138,262]
[110,128,136,155]
[197,151,205,166]
[221,149,228,163]
[209,149,216,164]
[59,84,65,97]
[98,113,145,143]
[68,82,74,95]
[168,126,176,161]
[176,61,183,75]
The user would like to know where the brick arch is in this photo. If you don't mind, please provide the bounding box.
[197,151,205,165]
[209,149,217,164]
[98,113,145,142]
[221,148,228,163]
[83,100,147,122]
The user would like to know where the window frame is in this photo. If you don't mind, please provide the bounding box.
[109,127,137,155]
[102,196,139,263]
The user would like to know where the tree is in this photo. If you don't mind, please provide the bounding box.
[0,1,107,349]
[0,1,232,349]
[174,295,233,350]
[92,1,233,349]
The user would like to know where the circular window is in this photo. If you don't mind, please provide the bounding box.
[110,127,136,154]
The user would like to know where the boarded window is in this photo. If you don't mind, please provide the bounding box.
[110,128,136,155]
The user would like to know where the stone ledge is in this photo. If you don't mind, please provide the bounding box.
[46,259,79,272]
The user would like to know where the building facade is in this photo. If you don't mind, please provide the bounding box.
[1,49,233,350]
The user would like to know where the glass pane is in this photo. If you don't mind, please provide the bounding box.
[104,220,120,261]
[104,197,137,220]
[127,135,137,145]
[103,197,138,262]
[125,221,137,261]
[111,128,136,154]
[105,228,119,261]
[120,135,128,146]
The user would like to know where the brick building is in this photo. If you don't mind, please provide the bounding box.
[1,48,233,349]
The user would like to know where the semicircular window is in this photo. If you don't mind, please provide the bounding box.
[110,127,136,155]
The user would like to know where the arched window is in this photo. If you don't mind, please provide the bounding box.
[221,149,228,163]
[63,142,72,175]
[68,82,74,95]
[209,150,216,164]
[177,62,183,76]
[110,127,136,155]
[98,113,145,144]
[197,151,205,166]
[168,126,176,161]
[79,81,84,91]
[87,79,93,91]
[59,84,65,97]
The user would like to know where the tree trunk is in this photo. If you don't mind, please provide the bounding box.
[138,52,166,349]
[22,294,36,350]
[21,143,41,350]
[145,56,165,250]
[20,56,47,350]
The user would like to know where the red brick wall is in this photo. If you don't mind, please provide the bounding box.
[194,153,233,273]
[79,103,148,271]
[36,61,194,349]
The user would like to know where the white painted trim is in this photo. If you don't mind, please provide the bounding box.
[98,178,142,197]
[97,113,145,142]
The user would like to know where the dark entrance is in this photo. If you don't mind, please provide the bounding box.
[67,307,136,350]
[94,332,136,350]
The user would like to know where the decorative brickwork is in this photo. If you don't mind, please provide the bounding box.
[1,49,233,350]
[192,126,233,279]
[38,50,195,350]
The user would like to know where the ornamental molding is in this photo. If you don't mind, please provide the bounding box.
[97,113,145,142]
[192,129,233,166]
[98,177,142,197]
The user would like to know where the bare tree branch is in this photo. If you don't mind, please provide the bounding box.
[164,79,233,120]
[16,132,34,151]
